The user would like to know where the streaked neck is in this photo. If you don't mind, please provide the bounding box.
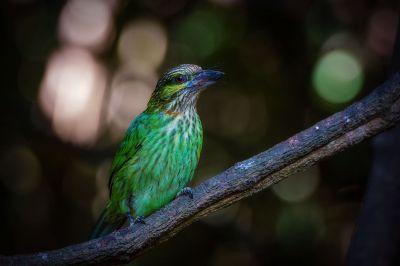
[146,92,200,114]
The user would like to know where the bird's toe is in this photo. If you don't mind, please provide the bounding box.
[177,187,193,199]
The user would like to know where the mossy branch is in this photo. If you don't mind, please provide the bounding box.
[1,72,400,265]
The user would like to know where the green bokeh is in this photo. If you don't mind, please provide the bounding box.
[174,9,225,59]
[275,205,325,251]
[312,50,364,104]
[272,166,319,203]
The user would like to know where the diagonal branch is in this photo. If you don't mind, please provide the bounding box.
[1,72,400,265]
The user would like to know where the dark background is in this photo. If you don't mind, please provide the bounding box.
[0,0,399,265]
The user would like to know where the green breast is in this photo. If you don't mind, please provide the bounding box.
[107,110,203,220]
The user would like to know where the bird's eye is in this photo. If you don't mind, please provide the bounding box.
[174,75,186,84]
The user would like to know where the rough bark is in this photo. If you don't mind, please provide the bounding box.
[1,72,400,265]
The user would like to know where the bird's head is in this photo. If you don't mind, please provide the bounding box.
[146,64,224,113]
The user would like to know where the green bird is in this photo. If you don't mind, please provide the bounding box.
[90,64,223,239]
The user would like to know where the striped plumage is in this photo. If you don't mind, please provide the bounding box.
[91,64,223,239]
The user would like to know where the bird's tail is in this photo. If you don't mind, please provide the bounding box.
[90,209,125,239]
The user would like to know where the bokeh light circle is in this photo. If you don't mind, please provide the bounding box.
[59,0,113,51]
[272,166,319,202]
[118,19,167,69]
[275,205,325,250]
[107,68,155,140]
[39,47,107,144]
[312,50,364,104]
[175,10,225,59]
[367,9,399,57]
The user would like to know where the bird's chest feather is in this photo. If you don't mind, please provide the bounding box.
[148,111,202,180]
[129,111,202,214]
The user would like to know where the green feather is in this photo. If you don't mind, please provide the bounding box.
[90,64,223,238]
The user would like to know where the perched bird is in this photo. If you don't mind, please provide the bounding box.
[90,64,224,239]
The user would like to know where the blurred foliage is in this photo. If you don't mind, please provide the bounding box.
[0,0,399,265]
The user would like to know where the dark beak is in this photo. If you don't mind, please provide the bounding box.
[192,69,224,88]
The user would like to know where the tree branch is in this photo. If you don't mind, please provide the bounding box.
[2,72,400,265]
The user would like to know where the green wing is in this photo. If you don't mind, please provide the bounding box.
[108,114,149,195]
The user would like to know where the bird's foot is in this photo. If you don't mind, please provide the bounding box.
[177,187,193,199]
[127,214,145,226]
[134,216,146,225]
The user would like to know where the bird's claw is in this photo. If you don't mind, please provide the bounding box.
[177,187,193,199]
[127,215,145,226]
[134,216,146,225]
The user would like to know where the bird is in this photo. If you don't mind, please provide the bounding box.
[90,64,224,239]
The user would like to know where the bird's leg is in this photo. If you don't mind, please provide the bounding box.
[176,187,193,199]
[126,196,144,226]
[127,213,135,227]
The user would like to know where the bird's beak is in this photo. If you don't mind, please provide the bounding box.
[192,69,224,88]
